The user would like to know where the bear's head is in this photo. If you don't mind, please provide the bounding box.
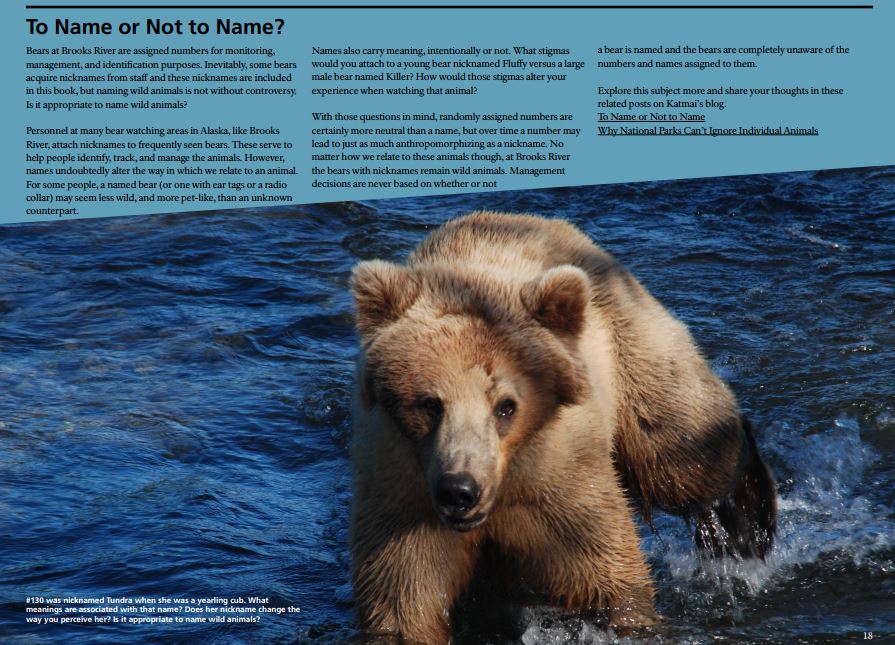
[352,260,591,532]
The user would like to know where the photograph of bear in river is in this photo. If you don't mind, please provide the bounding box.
[350,212,777,644]
[2,168,891,644]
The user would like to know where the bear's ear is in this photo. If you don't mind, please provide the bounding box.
[520,266,589,337]
[352,260,420,338]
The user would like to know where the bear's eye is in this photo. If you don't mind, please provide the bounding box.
[495,398,516,419]
[416,397,444,429]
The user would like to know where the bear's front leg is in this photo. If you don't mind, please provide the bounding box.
[352,510,478,645]
[488,475,658,631]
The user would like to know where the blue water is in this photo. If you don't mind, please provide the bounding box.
[1,167,893,644]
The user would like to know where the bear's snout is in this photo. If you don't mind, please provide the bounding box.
[435,472,481,511]
[433,473,486,531]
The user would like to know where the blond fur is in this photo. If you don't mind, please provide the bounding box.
[350,211,773,643]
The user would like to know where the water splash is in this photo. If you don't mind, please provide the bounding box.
[513,413,891,643]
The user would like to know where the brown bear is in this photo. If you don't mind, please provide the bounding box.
[350,212,776,644]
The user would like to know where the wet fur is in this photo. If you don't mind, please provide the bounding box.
[350,212,777,643]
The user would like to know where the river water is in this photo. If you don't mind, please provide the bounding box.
[1,166,893,643]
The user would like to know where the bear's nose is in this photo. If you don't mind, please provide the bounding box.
[435,473,481,512]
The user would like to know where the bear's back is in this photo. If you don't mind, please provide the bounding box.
[409,211,617,284]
